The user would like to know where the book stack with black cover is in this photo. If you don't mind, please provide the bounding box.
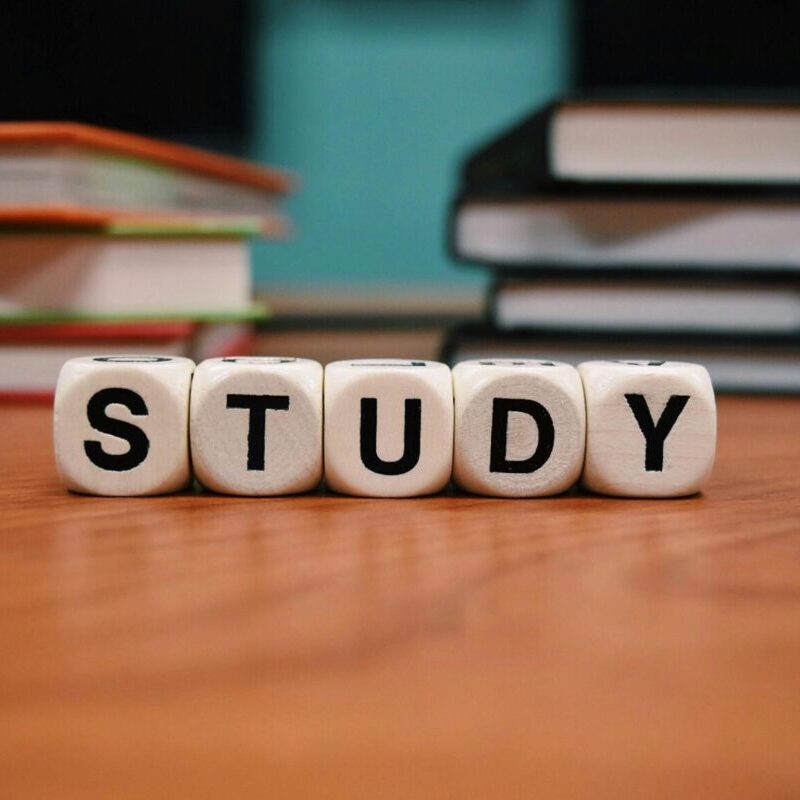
[0,123,292,400]
[445,99,800,392]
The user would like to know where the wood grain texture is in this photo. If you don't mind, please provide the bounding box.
[0,396,799,799]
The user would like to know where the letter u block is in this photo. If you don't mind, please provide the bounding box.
[579,360,717,497]
[453,359,586,497]
[323,360,453,497]
[53,355,194,496]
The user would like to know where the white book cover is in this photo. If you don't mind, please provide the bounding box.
[0,235,251,316]
[494,281,800,334]
[455,199,800,269]
[552,104,800,183]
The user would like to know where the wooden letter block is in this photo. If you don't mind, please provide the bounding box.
[579,360,717,497]
[190,357,323,496]
[53,355,194,496]
[452,359,586,497]
[324,359,453,497]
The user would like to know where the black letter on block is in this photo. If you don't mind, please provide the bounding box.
[360,397,421,475]
[226,394,290,471]
[84,388,150,471]
[490,398,555,473]
[624,393,690,471]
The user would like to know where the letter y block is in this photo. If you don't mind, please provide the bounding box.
[579,360,716,497]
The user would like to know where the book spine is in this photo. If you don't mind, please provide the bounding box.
[460,101,561,196]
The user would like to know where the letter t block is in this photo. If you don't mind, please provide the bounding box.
[190,357,323,495]
[578,360,717,497]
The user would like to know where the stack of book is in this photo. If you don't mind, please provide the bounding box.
[446,99,800,393]
[0,123,291,400]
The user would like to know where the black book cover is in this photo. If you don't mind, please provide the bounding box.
[459,100,561,197]
[458,97,800,199]
[449,97,800,269]
[442,321,800,359]
[487,265,800,285]
[485,271,800,334]
[444,191,800,277]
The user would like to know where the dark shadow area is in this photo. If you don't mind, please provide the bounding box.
[577,0,800,94]
[0,0,248,152]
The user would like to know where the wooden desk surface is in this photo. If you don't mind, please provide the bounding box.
[1,397,799,799]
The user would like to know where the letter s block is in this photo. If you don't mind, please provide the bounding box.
[452,359,586,497]
[190,357,323,495]
[53,356,194,496]
[578,360,717,497]
[324,360,453,497]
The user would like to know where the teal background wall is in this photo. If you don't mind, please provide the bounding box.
[250,0,570,287]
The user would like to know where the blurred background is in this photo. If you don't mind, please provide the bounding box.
[3,0,799,371]
[8,0,797,285]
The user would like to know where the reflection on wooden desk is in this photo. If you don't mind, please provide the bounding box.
[0,397,799,799]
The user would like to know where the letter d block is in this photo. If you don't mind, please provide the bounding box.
[579,360,717,497]
[324,360,453,497]
[453,359,586,497]
[54,356,194,496]
[190,357,323,495]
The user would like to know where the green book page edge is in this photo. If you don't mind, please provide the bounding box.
[106,219,263,236]
[0,303,270,325]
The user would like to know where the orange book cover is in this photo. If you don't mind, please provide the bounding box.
[0,122,292,193]
[0,122,293,234]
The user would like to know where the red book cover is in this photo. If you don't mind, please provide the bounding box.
[0,321,196,344]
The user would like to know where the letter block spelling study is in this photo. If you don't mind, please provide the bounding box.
[579,360,717,497]
[190,357,323,495]
[453,359,586,497]
[54,355,195,496]
[53,356,717,498]
[323,359,454,498]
